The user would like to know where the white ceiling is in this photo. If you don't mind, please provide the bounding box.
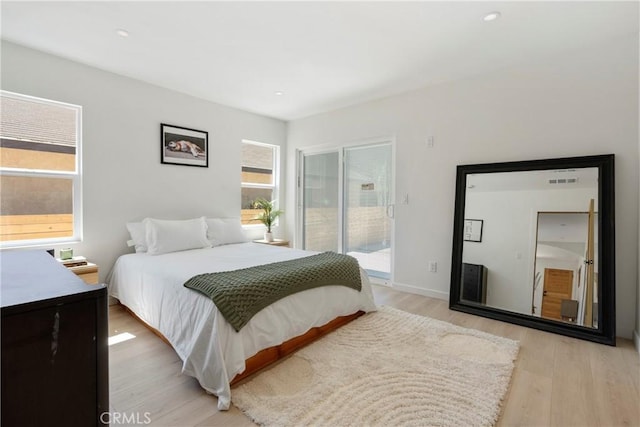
[1,1,638,121]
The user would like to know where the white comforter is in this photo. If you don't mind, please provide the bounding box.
[108,242,377,409]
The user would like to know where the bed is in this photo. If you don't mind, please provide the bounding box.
[108,241,377,410]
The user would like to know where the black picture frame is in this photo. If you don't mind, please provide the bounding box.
[161,123,208,168]
[463,219,483,242]
[449,154,616,346]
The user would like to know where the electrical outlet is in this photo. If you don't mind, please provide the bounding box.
[427,136,434,148]
[428,261,437,273]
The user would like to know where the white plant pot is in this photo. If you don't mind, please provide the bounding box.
[264,232,274,242]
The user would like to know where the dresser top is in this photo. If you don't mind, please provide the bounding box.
[1,250,105,310]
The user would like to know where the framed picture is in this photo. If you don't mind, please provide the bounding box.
[161,123,208,167]
[464,219,483,242]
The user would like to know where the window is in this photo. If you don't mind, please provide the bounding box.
[241,140,279,225]
[0,91,82,247]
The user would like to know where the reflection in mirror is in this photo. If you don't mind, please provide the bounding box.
[533,211,598,328]
[461,167,598,320]
[450,155,615,345]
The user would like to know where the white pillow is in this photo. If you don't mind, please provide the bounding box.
[126,222,147,253]
[144,217,211,255]
[206,217,249,246]
[205,218,225,246]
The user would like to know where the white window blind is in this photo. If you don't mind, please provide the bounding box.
[1,96,77,147]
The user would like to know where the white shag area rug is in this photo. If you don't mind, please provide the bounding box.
[233,306,519,427]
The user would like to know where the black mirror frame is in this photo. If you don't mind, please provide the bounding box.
[449,154,616,345]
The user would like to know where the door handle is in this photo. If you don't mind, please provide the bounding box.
[386,204,395,219]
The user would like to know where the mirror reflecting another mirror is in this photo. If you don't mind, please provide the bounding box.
[450,155,615,345]
[534,211,598,328]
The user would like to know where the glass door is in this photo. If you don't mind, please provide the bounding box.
[300,141,394,281]
[344,144,392,279]
[302,151,340,252]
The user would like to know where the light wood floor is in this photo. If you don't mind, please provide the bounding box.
[109,285,640,426]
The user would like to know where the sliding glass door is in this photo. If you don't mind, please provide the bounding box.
[302,151,340,252]
[300,142,393,280]
[344,144,392,279]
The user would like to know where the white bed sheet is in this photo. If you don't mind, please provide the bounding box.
[108,242,377,410]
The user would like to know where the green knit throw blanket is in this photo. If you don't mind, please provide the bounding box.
[183,252,362,331]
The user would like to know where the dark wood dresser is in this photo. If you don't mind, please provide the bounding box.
[461,262,487,304]
[1,250,108,426]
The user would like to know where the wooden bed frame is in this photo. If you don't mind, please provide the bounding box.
[121,304,364,385]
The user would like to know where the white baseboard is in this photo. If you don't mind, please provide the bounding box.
[634,329,640,354]
[392,282,449,301]
[368,276,393,287]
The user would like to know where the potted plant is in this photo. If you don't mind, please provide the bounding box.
[253,198,283,242]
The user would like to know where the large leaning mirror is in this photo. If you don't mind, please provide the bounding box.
[449,155,615,345]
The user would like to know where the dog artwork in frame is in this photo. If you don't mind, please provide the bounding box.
[161,123,208,167]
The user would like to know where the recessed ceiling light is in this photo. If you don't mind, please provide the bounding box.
[116,29,129,37]
[274,91,284,96]
[483,12,501,22]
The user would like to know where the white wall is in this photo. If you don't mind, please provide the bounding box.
[286,34,639,338]
[637,76,640,351]
[1,41,287,280]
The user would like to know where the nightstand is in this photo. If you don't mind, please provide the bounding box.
[67,262,99,285]
[253,239,290,247]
